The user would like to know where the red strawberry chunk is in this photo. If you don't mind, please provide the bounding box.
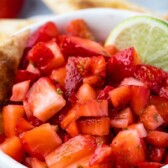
[10,80,30,102]
[15,117,34,134]
[27,40,65,75]
[149,96,168,124]
[15,70,39,83]
[60,35,109,57]
[136,162,164,168]
[27,21,59,48]
[65,57,83,99]
[66,19,95,40]
[89,144,113,166]
[76,83,96,103]
[26,63,40,75]
[140,105,164,130]
[147,146,166,163]
[0,136,25,163]
[146,131,168,148]
[109,85,131,110]
[78,117,111,136]
[107,47,140,86]
[61,100,108,129]
[105,44,118,56]
[27,77,66,122]
[130,86,150,116]
[21,123,62,160]
[25,157,48,168]
[159,86,168,99]
[66,121,80,137]
[128,123,147,138]
[2,105,25,138]
[50,66,66,87]
[134,64,167,94]
[45,135,96,168]
[110,107,134,128]
[111,130,146,166]
[120,77,145,86]
[97,86,114,101]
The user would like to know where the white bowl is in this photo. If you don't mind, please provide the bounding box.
[1,8,140,168]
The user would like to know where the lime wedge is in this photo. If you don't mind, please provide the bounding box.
[105,16,168,71]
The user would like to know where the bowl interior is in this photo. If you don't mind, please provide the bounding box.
[6,8,139,168]
[17,8,139,41]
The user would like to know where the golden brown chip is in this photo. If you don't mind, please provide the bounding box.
[0,19,34,42]
[42,0,148,14]
[0,31,29,104]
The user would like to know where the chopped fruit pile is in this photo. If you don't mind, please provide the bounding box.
[1,19,168,168]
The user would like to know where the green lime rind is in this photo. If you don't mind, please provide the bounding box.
[105,16,168,71]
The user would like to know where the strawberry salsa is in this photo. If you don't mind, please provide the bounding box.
[1,19,168,168]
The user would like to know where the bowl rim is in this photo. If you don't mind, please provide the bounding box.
[14,8,140,36]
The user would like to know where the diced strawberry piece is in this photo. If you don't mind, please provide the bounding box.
[65,154,93,168]
[28,116,43,127]
[2,105,25,137]
[104,44,118,56]
[111,130,146,166]
[45,135,96,168]
[110,108,134,128]
[134,64,167,94]
[147,146,166,163]
[27,77,66,122]
[0,136,25,162]
[10,80,30,102]
[83,56,106,87]
[15,70,39,83]
[97,86,114,101]
[61,100,108,129]
[83,75,105,87]
[67,154,113,168]
[89,144,113,166]
[107,47,140,86]
[65,57,83,99]
[130,86,150,116]
[120,77,145,86]
[50,66,66,87]
[146,131,168,148]
[136,162,164,168]
[23,100,33,118]
[16,117,34,134]
[60,35,109,57]
[128,123,147,138]
[57,129,71,143]
[140,105,164,130]
[75,57,91,77]
[26,63,40,75]
[0,134,5,144]
[149,96,168,124]
[78,117,110,136]
[90,56,106,79]
[27,40,65,75]
[21,123,62,160]
[76,83,96,103]
[66,121,80,137]
[109,85,131,110]
[80,100,108,117]
[164,152,168,164]
[27,21,59,48]
[159,86,168,99]
[66,19,95,40]
[25,157,47,168]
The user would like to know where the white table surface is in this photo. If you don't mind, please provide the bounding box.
[20,0,168,18]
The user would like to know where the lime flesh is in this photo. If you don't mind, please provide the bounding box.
[105,16,168,71]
